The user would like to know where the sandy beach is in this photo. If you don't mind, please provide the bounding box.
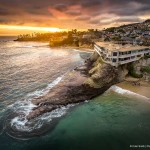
[117,78,150,98]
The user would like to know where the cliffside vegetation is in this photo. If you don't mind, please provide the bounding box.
[141,66,150,74]
[127,63,143,78]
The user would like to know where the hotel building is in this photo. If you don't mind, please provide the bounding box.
[94,42,150,67]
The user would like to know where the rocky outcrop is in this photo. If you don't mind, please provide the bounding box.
[27,52,121,120]
[132,58,150,81]
[26,52,150,120]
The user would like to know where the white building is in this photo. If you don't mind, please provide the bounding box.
[94,42,150,67]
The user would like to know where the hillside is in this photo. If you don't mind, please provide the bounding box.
[103,19,150,46]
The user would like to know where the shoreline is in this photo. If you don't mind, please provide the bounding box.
[14,40,94,53]
[117,78,150,98]
[26,52,119,120]
[50,46,94,53]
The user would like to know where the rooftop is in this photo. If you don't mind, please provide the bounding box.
[95,42,149,52]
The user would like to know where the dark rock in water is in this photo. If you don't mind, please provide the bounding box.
[27,105,59,120]
[27,52,120,120]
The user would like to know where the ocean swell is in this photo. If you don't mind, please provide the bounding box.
[3,75,75,139]
[26,75,63,99]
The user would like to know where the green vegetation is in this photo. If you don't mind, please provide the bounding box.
[141,66,150,74]
[128,63,143,78]
[105,27,116,32]
[50,33,76,47]
[112,36,122,41]
[15,32,68,41]
[49,29,97,47]
[144,54,150,59]
[104,37,110,41]
[143,41,150,46]
[117,29,125,33]
[16,29,101,48]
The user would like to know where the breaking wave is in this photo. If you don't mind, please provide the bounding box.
[110,85,150,102]
[26,76,63,99]
[3,75,76,139]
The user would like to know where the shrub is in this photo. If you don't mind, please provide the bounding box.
[144,55,150,59]
[128,64,143,78]
[141,66,150,74]
[105,27,116,32]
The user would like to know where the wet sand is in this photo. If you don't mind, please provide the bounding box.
[117,80,150,98]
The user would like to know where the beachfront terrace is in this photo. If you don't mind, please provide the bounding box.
[94,42,150,67]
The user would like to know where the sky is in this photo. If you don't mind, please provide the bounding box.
[0,0,150,35]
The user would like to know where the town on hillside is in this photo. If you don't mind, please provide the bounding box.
[16,19,150,47]
[15,19,150,81]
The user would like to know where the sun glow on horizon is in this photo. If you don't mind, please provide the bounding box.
[0,25,65,33]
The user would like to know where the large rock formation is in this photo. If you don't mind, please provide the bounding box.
[27,52,121,120]
[134,58,150,82]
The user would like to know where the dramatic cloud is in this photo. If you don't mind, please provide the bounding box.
[0,0,149,29]
[76,16,91,21]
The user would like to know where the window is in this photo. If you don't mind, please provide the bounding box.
[112,58,117,62]
[132,50,137,53]
[113,52,118,56]
[131,56,135,59]
[119,58,124,61]
[127,51,131,54]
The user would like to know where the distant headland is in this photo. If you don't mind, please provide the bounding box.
[15,19,150,47]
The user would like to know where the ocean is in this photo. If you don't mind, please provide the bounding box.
[0,37,150,150]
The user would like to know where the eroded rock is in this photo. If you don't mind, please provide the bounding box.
[27,52,120,120]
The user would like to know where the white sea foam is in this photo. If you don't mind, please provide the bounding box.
[27,76,63,99]
[10,104,75,132]
[110,85,150,102]
[39,104,75,122]
[10,101,37,131]
[9,75,65,132]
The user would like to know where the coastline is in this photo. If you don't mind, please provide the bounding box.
[51,46,94,53]
[26,52,119,120]
[117,78,150,98]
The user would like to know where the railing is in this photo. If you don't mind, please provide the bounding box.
[94,45,108,55]
[118,51,150,58]
[119,57,140,65]
[94,46,101,56]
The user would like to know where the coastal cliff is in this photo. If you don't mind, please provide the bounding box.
[26,51,150,120]
[27,52,120,120]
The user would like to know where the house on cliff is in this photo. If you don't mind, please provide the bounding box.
[94,42,150,67]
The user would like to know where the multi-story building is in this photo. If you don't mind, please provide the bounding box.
[94,42,150,67]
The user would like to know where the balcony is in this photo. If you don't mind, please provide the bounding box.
[119,57,140,65]
[118,51,148,58]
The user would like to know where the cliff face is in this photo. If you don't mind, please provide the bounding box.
[26,52,150,120]
[133,58,150,82]
[27,52,120,120]
[118,57,150,82]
